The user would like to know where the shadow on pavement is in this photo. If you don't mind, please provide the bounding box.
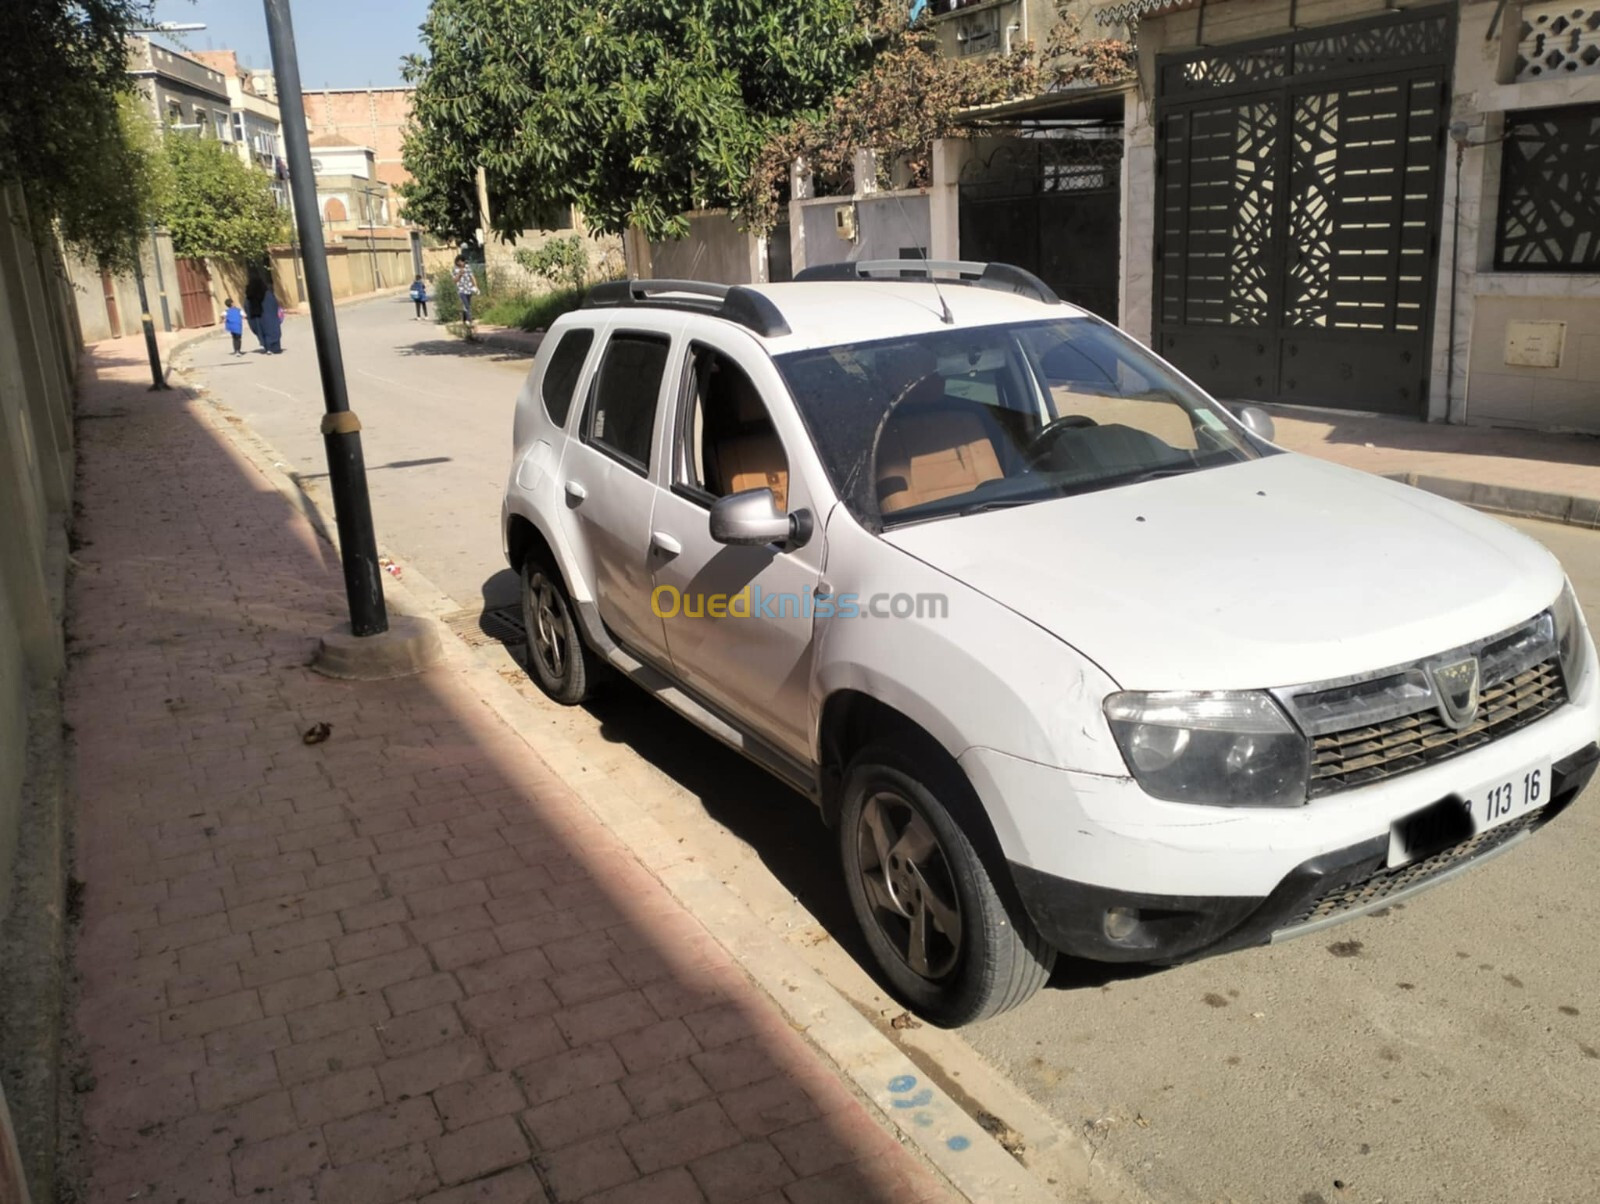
[296,455,453,482]
[62,350,940,1203]
[395,337,531,365]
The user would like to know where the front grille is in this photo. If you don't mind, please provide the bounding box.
[1283,806,1545,930]
[1306,659,1566,798]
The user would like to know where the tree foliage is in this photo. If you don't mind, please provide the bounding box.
[161,133,287,263]
[2,0,166,267]
[401,0,875,243]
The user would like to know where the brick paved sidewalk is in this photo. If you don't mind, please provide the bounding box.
[65,340,958,1204]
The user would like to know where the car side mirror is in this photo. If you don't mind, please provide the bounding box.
[1234,404,1276,443]
[709,488,811,547]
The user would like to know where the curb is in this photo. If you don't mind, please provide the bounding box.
[1385,471,1600,529]
[176,374,1087,1204]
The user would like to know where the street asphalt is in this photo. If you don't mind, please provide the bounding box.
[179,297,1600,1204]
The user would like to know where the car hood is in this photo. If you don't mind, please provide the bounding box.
[881,455,1564,691]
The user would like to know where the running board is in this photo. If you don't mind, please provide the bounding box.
[577,600,820,803]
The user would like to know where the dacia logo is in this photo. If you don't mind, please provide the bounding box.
[1429,657,1481,730]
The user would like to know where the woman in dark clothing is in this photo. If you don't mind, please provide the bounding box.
[244,272,267,349]
[258,288,283,354]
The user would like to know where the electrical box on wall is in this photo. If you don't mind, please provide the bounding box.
[834,204,857,242]
[1504,320,1566,368]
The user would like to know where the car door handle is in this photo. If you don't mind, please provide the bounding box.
[564,480,587,503]
[650,530,682,557]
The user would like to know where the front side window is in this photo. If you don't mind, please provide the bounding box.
[776,317,1259,529]
[675,346,790,511]
[583,332,669,471]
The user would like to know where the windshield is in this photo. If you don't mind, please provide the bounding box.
[775,317,1263,529]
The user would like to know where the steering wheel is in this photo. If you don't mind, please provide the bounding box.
[1023,414,1098,466]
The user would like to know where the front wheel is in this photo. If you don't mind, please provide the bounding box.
[520,557,597,704]
[839,743,1054,1026]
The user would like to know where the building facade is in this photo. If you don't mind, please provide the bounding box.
[302,87,415,191]
[191,51,286,206]
[307,138,393,231]
[125,36,232,136]
[1114,0,1600,431]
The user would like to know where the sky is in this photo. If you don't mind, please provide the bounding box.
[151,0,433,88]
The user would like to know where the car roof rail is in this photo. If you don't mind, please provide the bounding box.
[792,259,1062,305]
[582,278,791,337]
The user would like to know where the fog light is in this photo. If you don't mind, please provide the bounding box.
[1103,906,1141,942]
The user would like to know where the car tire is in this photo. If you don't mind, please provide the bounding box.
[839,741,1055,1026]
[520,555,597,705]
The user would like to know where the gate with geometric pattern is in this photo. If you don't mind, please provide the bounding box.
[1154,7,1454,415]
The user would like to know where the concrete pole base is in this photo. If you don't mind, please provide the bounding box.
[312,614,443,680]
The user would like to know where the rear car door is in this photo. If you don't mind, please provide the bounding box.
[554,319,680,664]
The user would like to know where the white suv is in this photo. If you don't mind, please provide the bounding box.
[503,261,1599,1026]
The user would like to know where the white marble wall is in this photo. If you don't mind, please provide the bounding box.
[1120,91,1157,347]
[1432,0,1600,430]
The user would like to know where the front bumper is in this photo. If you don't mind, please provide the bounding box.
[1009,742,1599,965]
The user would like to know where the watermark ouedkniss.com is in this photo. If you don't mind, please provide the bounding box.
[652,585,948,621]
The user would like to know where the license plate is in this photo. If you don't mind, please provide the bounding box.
[1387,757,1551,868]
[1464,759,1551,834]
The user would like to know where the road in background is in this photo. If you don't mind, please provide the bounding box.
[180,302,1600,1204]
[181,298,530,610]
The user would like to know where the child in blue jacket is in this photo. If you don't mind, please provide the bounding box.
[223,298,244,356]
[410,276,429,320]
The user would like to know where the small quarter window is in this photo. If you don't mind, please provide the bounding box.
[584,332,669,471]
[541,328,594,427]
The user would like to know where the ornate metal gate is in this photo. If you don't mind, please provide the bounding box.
[961,137,1123,320]
[1154,9,1453,415]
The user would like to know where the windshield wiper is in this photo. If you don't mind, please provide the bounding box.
[958,497,1039,517]
[1113,464,1204,487]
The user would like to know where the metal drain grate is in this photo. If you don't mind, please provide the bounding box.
[440,604,526,648]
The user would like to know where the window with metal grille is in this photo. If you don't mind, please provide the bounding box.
[1494,103,1600,271]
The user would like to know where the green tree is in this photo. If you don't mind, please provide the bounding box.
[400,0,874,243]
[2,1,166,268]
[161,132,287,262]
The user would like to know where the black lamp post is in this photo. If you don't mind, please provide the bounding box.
[263,0,388,636]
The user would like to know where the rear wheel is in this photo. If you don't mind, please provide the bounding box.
[839,742,1054,1026]
[520,556,597,704]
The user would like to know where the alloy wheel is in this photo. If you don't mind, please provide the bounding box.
[854,789,964,980]
[526,575,569,683]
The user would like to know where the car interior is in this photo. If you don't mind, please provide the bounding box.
[873,344,1012,515]
[688,348,791,512]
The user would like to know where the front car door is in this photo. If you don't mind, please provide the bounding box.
[648,330,825,761]
[554,319,680,664]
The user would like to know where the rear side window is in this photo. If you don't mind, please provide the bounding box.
[583,332,670,471]
[541,328,594,427]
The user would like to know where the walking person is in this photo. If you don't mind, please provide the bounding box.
[452,256,478,329]
[259,287,284,354]
[223,297,244,356]
[244,271,267,350]
[409,275,429,320]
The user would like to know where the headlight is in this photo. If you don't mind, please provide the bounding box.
[1553,579,1590,692]
[1104,691,1309,808]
